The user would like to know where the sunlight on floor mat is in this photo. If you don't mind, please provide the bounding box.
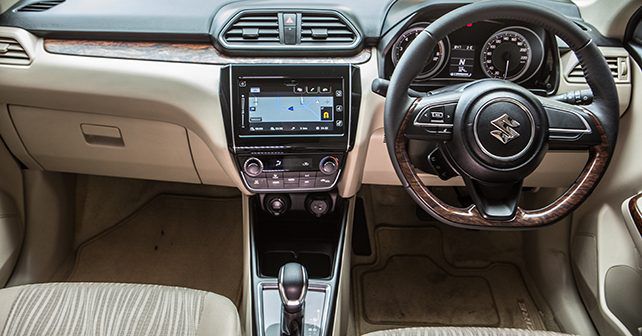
[67,194,243,307]
[352,226,548,334]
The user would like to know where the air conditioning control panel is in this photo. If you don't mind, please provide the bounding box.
[238,154,343,192]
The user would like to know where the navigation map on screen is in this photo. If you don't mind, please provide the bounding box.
[248,96,334,123]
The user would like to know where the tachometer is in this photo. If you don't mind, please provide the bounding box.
[392,25,449,80]
[481,27,544,82]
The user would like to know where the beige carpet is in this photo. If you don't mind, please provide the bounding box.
[67,194,243,307]
[352,226,550,335]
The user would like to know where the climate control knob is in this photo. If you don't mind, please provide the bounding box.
[243,157,263,177]
[319,156,339,175]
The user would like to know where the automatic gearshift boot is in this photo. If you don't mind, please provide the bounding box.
[278,263,308,336]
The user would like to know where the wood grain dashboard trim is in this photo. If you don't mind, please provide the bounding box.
[43,39,372,65]
[627,193,642,237]
[395,100,610,228]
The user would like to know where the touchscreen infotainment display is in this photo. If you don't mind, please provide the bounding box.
[235,76,345,137]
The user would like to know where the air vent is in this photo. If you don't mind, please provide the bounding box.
[300,13,356,45]
[17,0,64,12]
[567,56,629,83]
[0,38,30,66]
[223,12,280,44]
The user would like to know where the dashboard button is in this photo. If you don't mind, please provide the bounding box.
[299,178,315,188]
[300,172,316,179]
[320,86,331,93]
[268,179,284,189]
[306,86,319,94]
[267,172,283,180]
[284,175,299,184]
[315,176,335,188]
[246,177,267,189]
[294,86,305,94]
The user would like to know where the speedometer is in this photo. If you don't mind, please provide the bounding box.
[392,25,449,80]
[481,27,544,82]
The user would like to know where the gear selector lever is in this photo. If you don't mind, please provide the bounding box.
[278,263,308,336]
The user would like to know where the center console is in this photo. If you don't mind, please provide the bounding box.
[220,65,359,336]
[220,64,361,193]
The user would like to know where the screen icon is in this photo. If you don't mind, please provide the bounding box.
[320,107,333,121]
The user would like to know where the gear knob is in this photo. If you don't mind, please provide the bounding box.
[278,262,308,314]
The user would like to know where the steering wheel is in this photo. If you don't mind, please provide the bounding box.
[385,0,619,228]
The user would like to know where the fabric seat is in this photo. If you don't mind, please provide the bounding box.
[0,282,241,336]
[364,327,574,336]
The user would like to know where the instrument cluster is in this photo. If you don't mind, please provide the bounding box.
[386,20,555,91]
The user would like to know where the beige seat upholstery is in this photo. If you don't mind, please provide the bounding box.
[0,282,241,336]
[364,327,574,336]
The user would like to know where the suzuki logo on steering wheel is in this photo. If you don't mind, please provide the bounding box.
[490,113,521,144]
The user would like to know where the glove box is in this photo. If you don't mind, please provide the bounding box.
[9,105,201,184]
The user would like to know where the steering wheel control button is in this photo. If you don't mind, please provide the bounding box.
[473,97,535,163]
[243,157,264,177]
[413,104,456,140]
[427,148,457,181]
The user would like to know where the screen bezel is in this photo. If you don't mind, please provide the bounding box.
[228,65,353,150]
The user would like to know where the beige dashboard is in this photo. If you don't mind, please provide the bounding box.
[0,27,632,198]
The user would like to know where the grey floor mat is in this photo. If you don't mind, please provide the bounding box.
[67,194,243,307]
[353,226,548,335]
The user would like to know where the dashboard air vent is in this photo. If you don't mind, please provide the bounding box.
[567,56,628,83]
[17,0,65,12]
[300,13,356,45]
[0,38,30,65]
[223,13,280,44]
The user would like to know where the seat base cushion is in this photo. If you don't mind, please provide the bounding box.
[0,282,240,336]
[363,327,574,336]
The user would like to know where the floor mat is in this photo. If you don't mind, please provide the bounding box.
[352,226,548,335]
[67,194,243,307]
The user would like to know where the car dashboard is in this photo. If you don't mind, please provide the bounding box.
[0,0,632,197]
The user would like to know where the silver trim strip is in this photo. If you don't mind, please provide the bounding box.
[545,104,593,140]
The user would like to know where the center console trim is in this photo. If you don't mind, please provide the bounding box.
[249,197,351,336]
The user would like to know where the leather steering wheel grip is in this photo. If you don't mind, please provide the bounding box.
[384,0,619,228]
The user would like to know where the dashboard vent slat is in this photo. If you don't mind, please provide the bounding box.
[0,38,31,66]
[223,12,280,44]
[300,12,357,45]
[567,55,628,83]
[17,0,65,12]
